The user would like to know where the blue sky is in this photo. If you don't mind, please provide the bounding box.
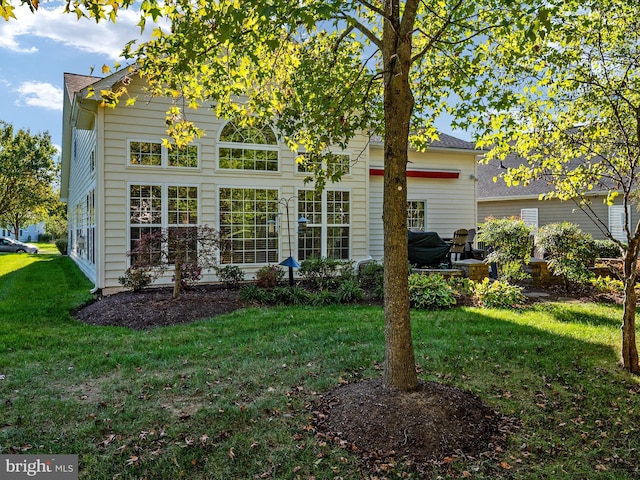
[0,1,469,156]
[0,1,153,152]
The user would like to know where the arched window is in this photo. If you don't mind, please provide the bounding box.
[218,122,279,172]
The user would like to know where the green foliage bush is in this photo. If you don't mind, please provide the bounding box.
[593,239,623,259]
[240,284,272,304]
[447,276,474,297]
[358,260,384,299]
[472,277,526,309]
[54,238,68,255]
[299,257,353,290]
[218,265,245,288]
[592,275,624,294]
[408,273,456,310]
[309,289,340,306]
[478,217,533,284]
[337,278,365,303]
[535,222,598,285]
[272,286,312,305]
[118,267,155,292]
[255,264,284,288]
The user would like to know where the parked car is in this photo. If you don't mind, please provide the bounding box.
[0,237,38,254]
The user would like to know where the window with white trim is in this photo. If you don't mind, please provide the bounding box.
[219,187,279,264]
[298,189,350,260]
[407,201,426,232]
[128,184,199,265]
[218,122,279,171]
[297,152,351,176]
[128,140,199,168]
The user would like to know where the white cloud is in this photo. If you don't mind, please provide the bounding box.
[0,3,165,60]
[15,81,63,111]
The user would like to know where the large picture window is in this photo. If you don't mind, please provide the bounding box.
[129,184,199,265]
[128,140,199,168]
[219,187,279,264]
[218,122,279,171]
[298,189,350,260]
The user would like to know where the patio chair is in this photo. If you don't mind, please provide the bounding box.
[448,228,469,265]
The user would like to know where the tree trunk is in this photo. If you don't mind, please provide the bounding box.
[381,1,419,391]
[621,244,639,373]
[173,257,182,300]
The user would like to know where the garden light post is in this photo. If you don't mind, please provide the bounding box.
[269,196,307,286]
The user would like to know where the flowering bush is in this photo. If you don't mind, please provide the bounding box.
[255,264,284,288]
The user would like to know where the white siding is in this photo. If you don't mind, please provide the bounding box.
[96,76,370,290]
[369,145,478,261]
[67,125,97,284]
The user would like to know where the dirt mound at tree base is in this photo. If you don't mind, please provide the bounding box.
[313,379,513,472]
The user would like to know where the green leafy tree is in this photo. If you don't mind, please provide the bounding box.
[3,0,545,390]
[0,121,58,231]
[478,217,533,284]
[535,222,598,287]
[477,1,640,373]
[43,195,68,241]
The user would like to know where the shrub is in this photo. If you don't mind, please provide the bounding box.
[472,278,526,309]
[593,239,623,259]
[118,267,155,292]
[54,238,68,255]
[478,217,533,284]
[240,284,273,304]
[592,275,624,294]
[309,289,340,306]
[408,273,456,310]
[535,222,597,285]
[255,264,284,288]
[299,257,345,290]
[218,265,245,288]
[447,276,474,297]
[358,260,384,288]
[272,285,312,305]
[337,279,365,303]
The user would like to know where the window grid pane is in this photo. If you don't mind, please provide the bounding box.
[298,226,322,261]
[130,226,163,265]
[168,145,198,168]
[130,185,162,225]
[407,201,426,232]
[219,188,279,264]
[327,191,350,225]
[168,186,198,225]
[168,226,198,264]
[129,141,162,166]
[327,226,350,260]
[297,153,350,175]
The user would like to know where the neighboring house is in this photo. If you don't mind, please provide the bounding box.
[1,222,45,242]
[61,70,481,293]
[477,154,638,241]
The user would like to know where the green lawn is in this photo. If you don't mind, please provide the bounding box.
[1,254,639,479]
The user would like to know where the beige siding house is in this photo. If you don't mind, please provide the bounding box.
[61,70,480,293]
[477,155,638,241]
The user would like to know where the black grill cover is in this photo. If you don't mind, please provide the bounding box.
[407,231,450,267]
